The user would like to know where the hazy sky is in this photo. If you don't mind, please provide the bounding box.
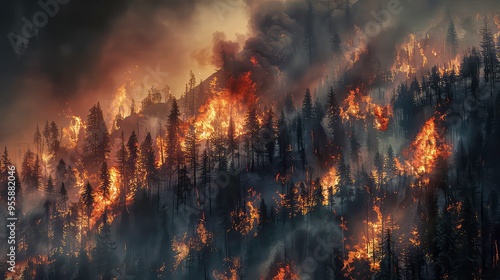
[0,0,250,147]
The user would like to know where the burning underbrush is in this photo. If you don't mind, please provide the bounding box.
[340,88,393,131]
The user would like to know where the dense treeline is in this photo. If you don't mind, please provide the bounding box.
[2,14,500,280]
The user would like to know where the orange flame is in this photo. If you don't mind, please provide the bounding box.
[340,88,393,130]
[88,166,134,229]
[212,257,241,280]
[320,166,339,205]
[172,233,191,271]
[231,188,260,236]
[172,218,213,271]
[62,114,85,149]
[193,72,257,141]
[272,263,300,280]
[400,116,452,181]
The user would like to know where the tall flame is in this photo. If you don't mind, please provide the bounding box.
[401,116,452,180]
[193,72,257,141]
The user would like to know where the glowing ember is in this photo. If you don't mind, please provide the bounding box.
[271,263,300,280]
[212,257,241,280]
[231,188,260,236]
[172,233,191,271]
[196,217,213,246]
[340,88,393,130]
[343,244,369,276]
[171,218,213,271]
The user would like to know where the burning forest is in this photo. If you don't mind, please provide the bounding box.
[1,0,500,279]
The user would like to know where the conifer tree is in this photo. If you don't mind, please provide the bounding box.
[83,103,111,175]
[99,161,111,204]
[326,86,344,161]
[116,131,128,207]
[139,132,157,191]
[185,125,200,188]
[263,108,276,164]
[33,123,42,155]
[127,131,139,191]
[446,19,459,58]
[302,88,314,124]
[480,18,499,84]
[244,102,260,171]
[81,182,94,231]
[59,183,68,211]
[166,98,182,174]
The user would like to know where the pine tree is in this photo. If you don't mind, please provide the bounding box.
[74,249,93,280]
[33,123,42,155]
[258,198,269,227]
[434,205,457,279]
[46,175,54,196]
[430,66,442,103]
[127,131,139,191]
[43,120,50,152]
[302,88,314,124]
[227,116,238,167]
[385,145,397,179]
[81,182,94,231]
[55,159,67,189]
[166,98,182,173]
[83,103,111,175]
[59,183,68,211]
[313,97,325,124]
[185,125,200,188]
[350,129,361,169]
[297,116,307,169]
[51,205,65,256]
[1,146,12,173]
[200,148,212,214]
[455,187,480,279]
[446,19,459,58]
[116,131,128,207]
[480,17,499,84]
[263,108,276,164]
[139,132,157,191]
[49,121,60,156]
[277,111,288,161]
[176,166,191,210]
[99,161,111,203]
[377,229,400,280]
[21,149,40,191]
[326,86,344,161]
[188,70,197,117]
[93,212,117,280]
[374,150,384,187]
[244,102,260,171]
[312,178,324,209]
